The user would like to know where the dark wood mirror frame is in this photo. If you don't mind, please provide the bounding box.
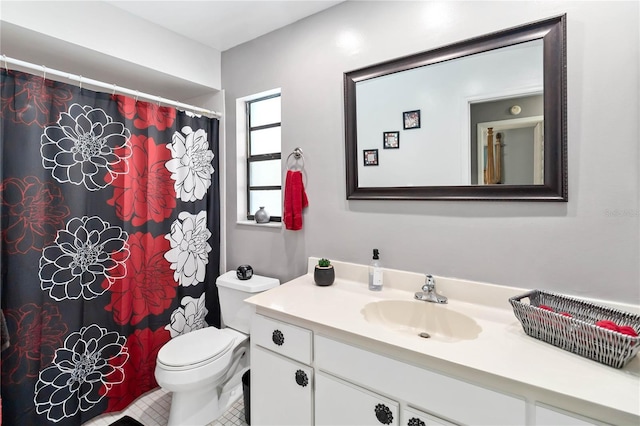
[344,15,567,201]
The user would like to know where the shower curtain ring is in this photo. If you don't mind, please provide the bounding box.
[2,55,8,70]
[135,90,140,102]
[78,75,83,90]
[157,96,162,106]
[112,84,117,95]
[41,65,47,81]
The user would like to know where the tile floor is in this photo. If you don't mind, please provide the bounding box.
[83,387,249,426]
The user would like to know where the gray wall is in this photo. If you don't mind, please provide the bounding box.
[222,1,639,304]
[502,127,536,185]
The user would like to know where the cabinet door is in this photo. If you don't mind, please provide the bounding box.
[403,406,457,426]
[251,345,313,425]
[316,371,399,426]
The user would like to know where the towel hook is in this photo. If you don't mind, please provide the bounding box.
[286,147,305,170]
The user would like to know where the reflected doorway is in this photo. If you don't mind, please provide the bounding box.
[477,117,544,185]
[470,94,543,185]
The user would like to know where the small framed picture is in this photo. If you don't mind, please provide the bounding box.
[403,110,421,130]
[383,131,400,149]
[363,149,378,166]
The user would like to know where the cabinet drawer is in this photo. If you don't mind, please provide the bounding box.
[316,371,399,426]
[251,314,312,364]
[535,404,606,426]
[316,335,525,425]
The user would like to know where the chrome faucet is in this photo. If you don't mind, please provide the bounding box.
[415,274,448,304]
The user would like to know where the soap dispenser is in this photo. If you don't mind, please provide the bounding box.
[369,249,383,291]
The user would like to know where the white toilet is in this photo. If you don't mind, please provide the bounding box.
[155,271,279,426]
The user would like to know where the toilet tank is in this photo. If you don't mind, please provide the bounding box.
[216,271,279,333]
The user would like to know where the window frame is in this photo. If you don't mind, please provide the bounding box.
[246,93,282,222]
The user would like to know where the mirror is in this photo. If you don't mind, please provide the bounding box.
[344,15,567,201]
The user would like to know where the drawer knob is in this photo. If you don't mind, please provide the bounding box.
[408,417,426,426]
[272,329,284,346]
[295,369,308,387]
[375,403,393,425]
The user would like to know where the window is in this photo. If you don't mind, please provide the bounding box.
[246,93,281,222]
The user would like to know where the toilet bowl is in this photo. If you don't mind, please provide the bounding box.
[155,327,248,425]
[154,271,279,426]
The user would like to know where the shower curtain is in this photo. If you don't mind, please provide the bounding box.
[0,69,221,425]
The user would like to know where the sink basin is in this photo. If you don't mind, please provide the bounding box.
[361,300,482,342]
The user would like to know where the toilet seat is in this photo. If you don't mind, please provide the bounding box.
[157,327,236,371]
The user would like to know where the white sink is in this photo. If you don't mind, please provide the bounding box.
[361,300,482,342]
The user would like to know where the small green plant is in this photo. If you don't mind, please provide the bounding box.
[318,258,331,268]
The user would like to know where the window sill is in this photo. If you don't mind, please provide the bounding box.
[236,220,282,229]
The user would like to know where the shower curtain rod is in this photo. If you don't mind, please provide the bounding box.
[1,55,222,118]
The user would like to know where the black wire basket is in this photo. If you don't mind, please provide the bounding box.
[509,290,640,368]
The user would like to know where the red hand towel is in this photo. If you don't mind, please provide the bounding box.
[284,170,308,230]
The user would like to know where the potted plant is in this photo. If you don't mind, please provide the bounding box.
[314,258,335,286]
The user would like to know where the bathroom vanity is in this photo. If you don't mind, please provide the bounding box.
[245,259,640,426]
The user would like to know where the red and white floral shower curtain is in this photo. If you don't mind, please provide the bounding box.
[0,69,221,425]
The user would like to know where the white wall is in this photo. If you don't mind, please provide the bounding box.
[0,0,222,100]
[223,1,640,304]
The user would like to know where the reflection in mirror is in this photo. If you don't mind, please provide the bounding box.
[471,94,544,185]
[344,15,567,201]
[356,40,542,187]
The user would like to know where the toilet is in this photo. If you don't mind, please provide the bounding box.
[155,271,279,426]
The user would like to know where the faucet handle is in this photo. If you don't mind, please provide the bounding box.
[422,274,435,292]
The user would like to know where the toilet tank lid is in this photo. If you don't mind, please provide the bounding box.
[216,270,280,292]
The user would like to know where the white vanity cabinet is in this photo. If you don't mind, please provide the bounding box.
[246,262,640,426]
[251,311,527,425]
[315,371,399,425]
[250,314,314,425]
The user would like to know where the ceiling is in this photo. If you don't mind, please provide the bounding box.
[104,0,345,51]
[1,1,345,100]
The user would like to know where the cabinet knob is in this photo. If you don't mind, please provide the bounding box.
[295,369,308,387]
[375,403,393,425]
[408,417,426,426]
[272,329,284,346]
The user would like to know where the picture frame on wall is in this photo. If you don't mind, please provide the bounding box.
[403,110,421,129]
[363,149,378,166]
[383,131,400,149]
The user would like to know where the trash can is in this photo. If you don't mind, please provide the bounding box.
[242,370,251,425]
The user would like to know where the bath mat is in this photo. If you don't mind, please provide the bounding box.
[108,416,145,426]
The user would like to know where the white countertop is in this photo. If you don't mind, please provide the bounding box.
[245,259,640,422]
